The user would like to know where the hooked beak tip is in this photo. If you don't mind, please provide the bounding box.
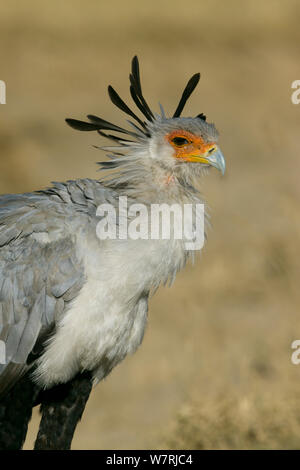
[207,148,226,175]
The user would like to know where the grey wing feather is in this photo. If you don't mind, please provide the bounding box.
[0,189,87,395]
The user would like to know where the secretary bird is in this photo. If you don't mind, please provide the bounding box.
[0,56,225,450]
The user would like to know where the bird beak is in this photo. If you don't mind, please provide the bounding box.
[203,147,226,175]
[185,146,226,175]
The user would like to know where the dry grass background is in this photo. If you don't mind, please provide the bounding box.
[0,0,300,449]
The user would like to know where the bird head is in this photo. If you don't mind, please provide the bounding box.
[66,56,225,192]
[147,116,224,176]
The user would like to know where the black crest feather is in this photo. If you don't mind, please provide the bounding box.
[65,116,140,141]
[107,85,147,131]
[87,115,132,135]
[197,113,206,121]
[65,119,100,132]
[173,73,200,118]
[129,56,154,122]
[66,57,205,143]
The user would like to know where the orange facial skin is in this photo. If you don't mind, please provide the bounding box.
[166,130,217,163]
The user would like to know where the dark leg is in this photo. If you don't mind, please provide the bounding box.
[0,373,39,450]
[34,371,93,450]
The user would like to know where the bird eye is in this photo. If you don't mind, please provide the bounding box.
[171,137,190,147]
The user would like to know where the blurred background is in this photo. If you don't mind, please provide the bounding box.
[0,0,300,449]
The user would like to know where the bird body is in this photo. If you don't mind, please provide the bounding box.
[0,58,225,448]
[0,177,201,391]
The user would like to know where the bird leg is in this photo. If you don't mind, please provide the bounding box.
[0,373,39,450]
[34,370,93,450]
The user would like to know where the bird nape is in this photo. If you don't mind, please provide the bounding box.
[0,56,225,450]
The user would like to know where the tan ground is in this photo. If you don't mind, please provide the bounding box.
[0,0,300,449]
